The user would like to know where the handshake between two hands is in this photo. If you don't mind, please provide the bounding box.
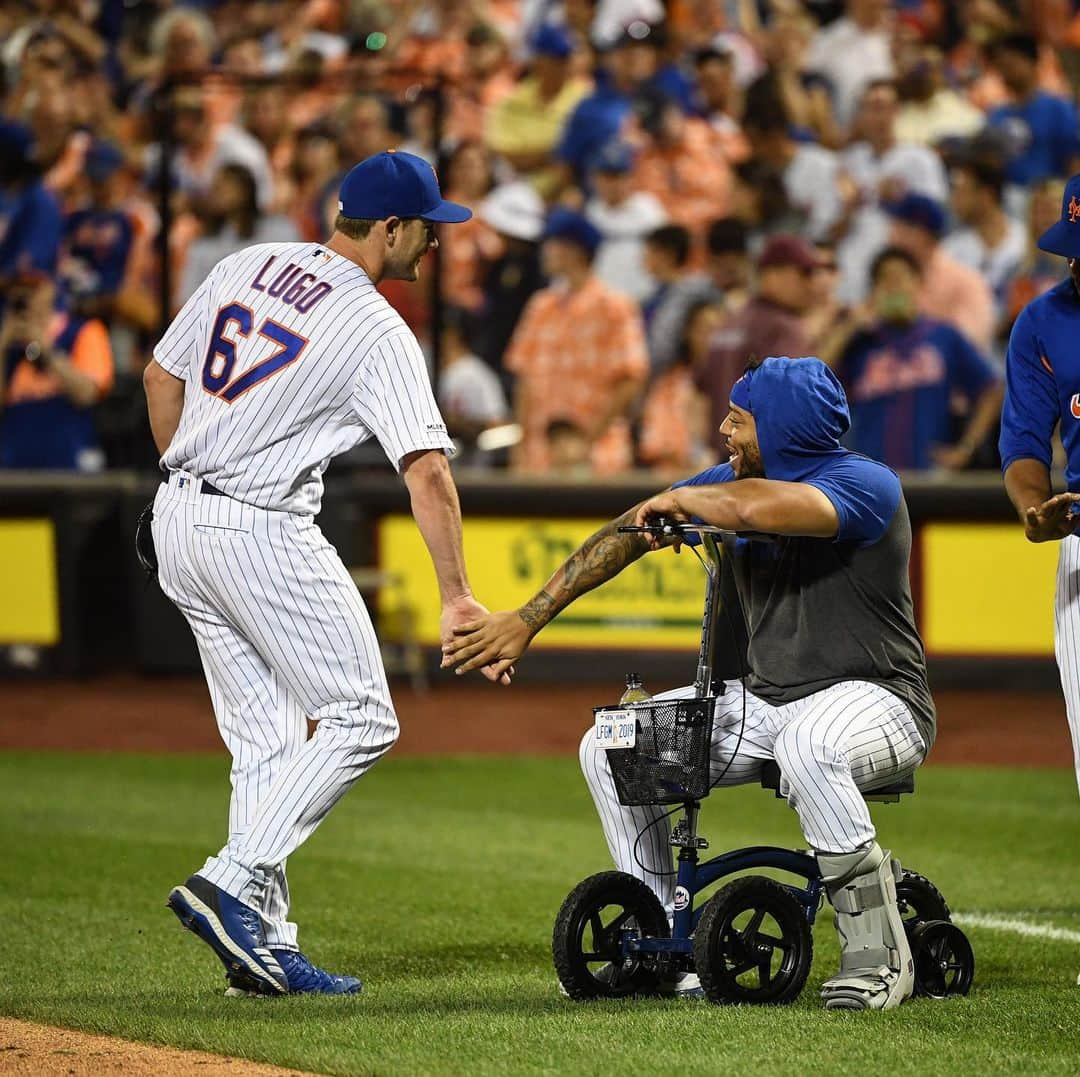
[439,499,686,685]
[439,594,520,686]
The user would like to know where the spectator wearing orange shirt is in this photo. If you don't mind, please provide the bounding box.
[439,141,504,315]
[0,273,114,471]
[631,87,733,252]
[639,297,720,474]
[886,193,996,352]
[505,209,649,475]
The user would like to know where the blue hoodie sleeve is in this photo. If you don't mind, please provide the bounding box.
[804,457,902,548]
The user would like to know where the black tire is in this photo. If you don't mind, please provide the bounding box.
[910,920,975,998]
[693,876,813,1006]
[553,871,670,1000]
[896,870,951,939]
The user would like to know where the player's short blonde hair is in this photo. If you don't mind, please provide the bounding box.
[334,214,377,240]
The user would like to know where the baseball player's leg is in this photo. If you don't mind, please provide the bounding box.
[192,507,398,914]
[771,681,925,1010]
[199,648,307,950]
[579,682,777,914]
[155,500,307,950]
[770,681,924,853]
[1054,535,1080,795]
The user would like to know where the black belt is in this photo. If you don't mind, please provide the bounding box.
[163,475,228,497]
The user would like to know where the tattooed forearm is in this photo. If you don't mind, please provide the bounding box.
[519,590,557,630]
[516,508,650,632]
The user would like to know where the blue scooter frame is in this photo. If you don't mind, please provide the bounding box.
[612,524,825,961]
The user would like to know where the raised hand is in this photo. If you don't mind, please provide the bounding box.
[1024,492,1080,543]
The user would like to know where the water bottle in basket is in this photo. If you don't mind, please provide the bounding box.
[619,673,651,705]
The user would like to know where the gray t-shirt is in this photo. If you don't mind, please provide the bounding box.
[723,497,936,751]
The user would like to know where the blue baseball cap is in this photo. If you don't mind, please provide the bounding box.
[543,207,602,257]
[1038,173,1080,259]
[337,150,471,224]
[85,139,124,182]
[885,193,946,238]
[590,140,635,175]
[530,24,573,60]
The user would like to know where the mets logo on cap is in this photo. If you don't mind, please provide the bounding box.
[1038,172,1080,258]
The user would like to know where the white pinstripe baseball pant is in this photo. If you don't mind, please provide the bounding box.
[1053,534,1080,794]
[153,472,398,948]
[580,680,926,913]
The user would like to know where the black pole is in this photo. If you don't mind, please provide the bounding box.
[429,76,446,397]
[155,80,174,336]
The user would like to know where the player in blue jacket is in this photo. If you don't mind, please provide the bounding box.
[1000,172,1080,800]
[446,357,934,1010]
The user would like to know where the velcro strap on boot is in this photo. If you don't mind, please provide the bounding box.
[840,948,893,972]
[830,879,887,915]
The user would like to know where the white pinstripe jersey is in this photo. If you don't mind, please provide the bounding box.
[155,241,454,515]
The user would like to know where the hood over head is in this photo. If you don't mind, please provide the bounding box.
[728,356,849,482]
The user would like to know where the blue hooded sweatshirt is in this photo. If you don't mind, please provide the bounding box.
[676,356,901,547]
[672,356,935,749]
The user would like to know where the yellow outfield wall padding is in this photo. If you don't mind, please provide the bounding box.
[379,514,707,650]
[921,523,1057,656]
[0,518,60,645]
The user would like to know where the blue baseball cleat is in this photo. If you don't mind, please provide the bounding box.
[167,874,288,995]
[225,949,362,996]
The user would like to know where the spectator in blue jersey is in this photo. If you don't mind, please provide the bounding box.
[0,271,115,471]
[0,120,62,282]
[61,140,134,320]
[820,246,1003,472]
[554,21,691,187]
[984,34,1080,196]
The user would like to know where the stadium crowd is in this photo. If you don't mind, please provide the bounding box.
[1,0,1078,477]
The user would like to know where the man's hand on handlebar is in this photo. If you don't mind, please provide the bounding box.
[633,491,692,551]
[441,609,530,679]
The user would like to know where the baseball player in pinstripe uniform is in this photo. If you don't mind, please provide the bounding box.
[144,151,507,996]
[446,357,933,1010]
[1001,173,1080,804]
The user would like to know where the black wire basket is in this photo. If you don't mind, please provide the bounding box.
[598,697,716,806]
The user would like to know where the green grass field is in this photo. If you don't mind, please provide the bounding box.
[1,752,1078,1076]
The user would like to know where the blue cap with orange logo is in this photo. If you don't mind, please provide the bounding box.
[1037,173,1080,259]
[337,150,471,223]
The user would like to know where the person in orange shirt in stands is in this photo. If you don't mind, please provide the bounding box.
[885,192,996,351]
[630,86,733,254]
[0,272,113,471]
[505,209,648,475]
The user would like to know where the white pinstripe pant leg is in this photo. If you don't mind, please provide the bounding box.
[1054,535,1080,795]
[154,485,399,915]
[771,681,926,854]
[154,487,307,947]
[193,634,306,947]
[579,682,778,914]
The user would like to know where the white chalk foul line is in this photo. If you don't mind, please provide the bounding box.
[955,913,1080,944]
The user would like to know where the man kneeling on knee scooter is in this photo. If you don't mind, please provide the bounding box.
[444,356,933,1011]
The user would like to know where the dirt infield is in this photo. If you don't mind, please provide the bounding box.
[0,674,1072,767]
[0,1018,318,1076]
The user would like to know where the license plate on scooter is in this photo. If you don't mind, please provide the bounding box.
[595,709,637,749]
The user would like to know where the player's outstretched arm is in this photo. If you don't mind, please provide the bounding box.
[635,480,839,543]
[442,500,656,677]
[402,448,511,685]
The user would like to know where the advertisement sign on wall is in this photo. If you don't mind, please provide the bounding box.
[379,515,707,649]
